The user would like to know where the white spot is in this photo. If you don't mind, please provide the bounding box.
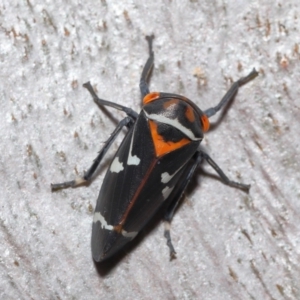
[143,110,201,141]
[110,157,124,173]
[127,128,141,165]
[161,164,185,184]
[93,212,138,239]
[93,212,113,231]
[122,230,138,239]
[75,177,86,185]
[161,172,173,184]
[164,221,171,231]
[162,186,175,200]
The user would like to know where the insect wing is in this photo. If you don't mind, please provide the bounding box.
[92,111,199,261]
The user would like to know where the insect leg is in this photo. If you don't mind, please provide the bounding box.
[139,35,155,97]
[164,152,203,259]
[51,116,134,191]
[164,149,249,258]
[200,150,250,190]
[83,82,139,120]
[204,69,258,118]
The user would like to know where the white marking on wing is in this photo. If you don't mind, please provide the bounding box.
[127,128,141,165]
[161,164,185,184]
[93,212,138,239]
[143,110,201,141]
[162,186,175,200]
[110,157,124,173]
[122,230,138,239]
[93,212,113,231]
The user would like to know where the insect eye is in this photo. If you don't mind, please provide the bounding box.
[200,115,210,132]
[143,92,160,104]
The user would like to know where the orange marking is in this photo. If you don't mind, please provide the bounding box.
[185,105,195,122]
[149,120,190,157]
[114,119,191,231]
[143,92,160,104]
[201,115,210,132]
[163,99,179,109]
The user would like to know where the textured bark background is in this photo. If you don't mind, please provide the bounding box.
[1,1,300,299]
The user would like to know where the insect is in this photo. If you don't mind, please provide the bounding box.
[52,36,258,262]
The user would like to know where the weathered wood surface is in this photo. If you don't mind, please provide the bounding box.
[1,1,299,299]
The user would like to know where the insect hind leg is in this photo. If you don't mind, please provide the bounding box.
[163,152,203,259]
[163,148,249,259]
[200,151,250,191]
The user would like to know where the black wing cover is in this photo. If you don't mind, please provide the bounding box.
[92,111,199,261]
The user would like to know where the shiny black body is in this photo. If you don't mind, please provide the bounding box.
[51,36,258,262]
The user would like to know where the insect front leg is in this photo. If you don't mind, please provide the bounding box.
[163,152,203,259]
[51,116,134,191]
[140,35,155,97]
[204,69,258,118]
